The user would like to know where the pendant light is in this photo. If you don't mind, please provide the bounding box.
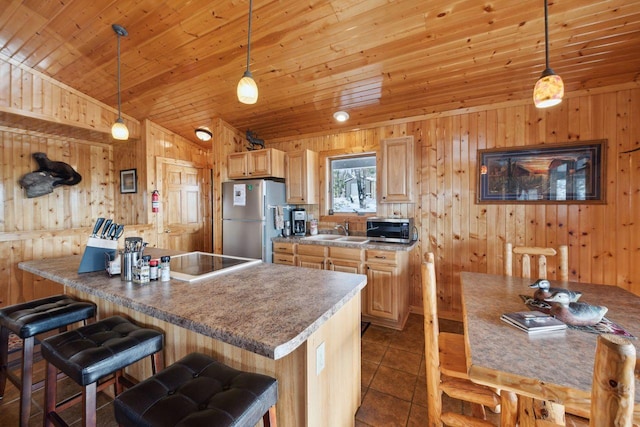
[237,0,258,104]
[111,24,129,140]
[533,0,564,108]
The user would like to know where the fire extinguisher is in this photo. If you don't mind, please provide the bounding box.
[151,190,160,213]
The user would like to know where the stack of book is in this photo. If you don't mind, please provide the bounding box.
[501,311,567,334]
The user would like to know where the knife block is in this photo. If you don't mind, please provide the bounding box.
[78,237,119,273]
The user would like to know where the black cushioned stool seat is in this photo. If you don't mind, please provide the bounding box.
[114,352,278,427]
[0,294,96,426]
[41,315,164,427]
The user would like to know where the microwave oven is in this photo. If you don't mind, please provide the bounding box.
[366,217,414,244]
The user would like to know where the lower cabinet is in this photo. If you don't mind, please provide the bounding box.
[296,244,326,270]
[363,249,410,330]
[272,241,410,330]
[273,242,296,266]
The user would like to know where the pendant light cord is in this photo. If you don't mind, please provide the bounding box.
[246,0,253,72]
[116,31,122,119]
[544,0,550,70]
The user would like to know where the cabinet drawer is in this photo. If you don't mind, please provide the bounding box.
[328,246,363,261]
[365,250,397,265]
[273,242,295,254]
[297,245,327,257]
[273,254,295,265]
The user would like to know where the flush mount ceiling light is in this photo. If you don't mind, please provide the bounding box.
[237,0,258,104]
[111,25,129,140]
[533,0,564,108]
[111,24,129,140]
[333,111,349,122]
[195,127,213,141]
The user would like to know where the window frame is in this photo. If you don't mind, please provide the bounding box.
[326,151,378,216]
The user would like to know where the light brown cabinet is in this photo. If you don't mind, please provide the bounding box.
[228,148,285,179]
[363,249,410,330]
[272,239,411,330]
[285,149,318,204]
[273,242,296,266]
[379,136,414,203]
[327,246,363,274]
[296,244,327,270]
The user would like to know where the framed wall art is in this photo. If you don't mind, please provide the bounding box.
[477,140,605,204]
[120,168,137,194]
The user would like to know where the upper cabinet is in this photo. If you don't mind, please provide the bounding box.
[285,149,318,204]
[378,136,414,203]
[228,148,285,179]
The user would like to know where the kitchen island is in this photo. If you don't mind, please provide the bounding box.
[19,249,367,427]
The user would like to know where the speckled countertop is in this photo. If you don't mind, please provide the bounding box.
[272,234,418,251]
[18,249,367,360]
[461,272,640,404]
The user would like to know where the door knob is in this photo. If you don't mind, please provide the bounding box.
[164,229,171,233]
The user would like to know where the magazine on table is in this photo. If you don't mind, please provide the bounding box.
[500,310,567,334]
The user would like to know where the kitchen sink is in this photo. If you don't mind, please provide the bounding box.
[336,236,370,243]
[302,235,369,244]
[303,234,342,241]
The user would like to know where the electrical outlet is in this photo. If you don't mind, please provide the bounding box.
[316,342,325,375]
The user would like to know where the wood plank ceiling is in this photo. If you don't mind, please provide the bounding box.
[1,0,639,147]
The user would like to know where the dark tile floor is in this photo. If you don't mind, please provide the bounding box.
[1,313,494,426]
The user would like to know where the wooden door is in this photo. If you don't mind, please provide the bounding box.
[158,160,205,252]
[379,136,414,203]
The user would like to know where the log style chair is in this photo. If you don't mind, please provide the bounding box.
[422,252,517,426]
[504,243,569,282]
[0,295,96,426]
[113,352,278,427]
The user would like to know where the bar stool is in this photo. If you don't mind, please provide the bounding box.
[0,294,96,426]
[41,315,164,427]
[114,352,278,427]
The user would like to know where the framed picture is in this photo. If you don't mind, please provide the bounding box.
[120,169,137,194]
[477,140,605,204]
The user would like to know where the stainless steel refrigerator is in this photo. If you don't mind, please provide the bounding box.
[222,179,285,263]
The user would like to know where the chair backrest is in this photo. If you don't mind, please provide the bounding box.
[504,243,569,281]
[422,252,443,422]
[590,334,636,426]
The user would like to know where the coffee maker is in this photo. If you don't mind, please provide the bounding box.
[292,208,306,236]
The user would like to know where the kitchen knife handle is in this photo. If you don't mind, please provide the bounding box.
[92,217,105,236]
[100,219,113,238]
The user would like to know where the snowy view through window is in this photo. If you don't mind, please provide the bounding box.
[331,155,377,213]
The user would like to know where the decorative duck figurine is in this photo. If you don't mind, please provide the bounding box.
[530,279,582,302]
[544,292,608,326]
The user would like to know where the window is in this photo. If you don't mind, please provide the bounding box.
[330,154,376,213]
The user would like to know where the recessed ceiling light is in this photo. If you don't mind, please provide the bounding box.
[195,127,212,141]
[333,111,349,122]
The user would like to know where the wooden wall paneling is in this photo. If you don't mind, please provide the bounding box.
[616,90,632,291]
[629,92,640,297]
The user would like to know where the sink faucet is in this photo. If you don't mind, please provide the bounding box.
[334,220,349,236]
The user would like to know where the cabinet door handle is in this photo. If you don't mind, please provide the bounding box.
[374,255,387,259]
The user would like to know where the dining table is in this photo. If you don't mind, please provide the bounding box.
[460,272,640,425]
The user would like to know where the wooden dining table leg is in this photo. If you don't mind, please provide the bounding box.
[500,390,518,425]
[518,396,565,425]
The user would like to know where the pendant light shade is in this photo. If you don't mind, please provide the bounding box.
[238,0,258,104]
[111,24,129,140]
[237,70,258,104]
[533,1,564,108]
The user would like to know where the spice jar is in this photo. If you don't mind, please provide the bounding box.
[149,259,159,281]
[160,256,171,281]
